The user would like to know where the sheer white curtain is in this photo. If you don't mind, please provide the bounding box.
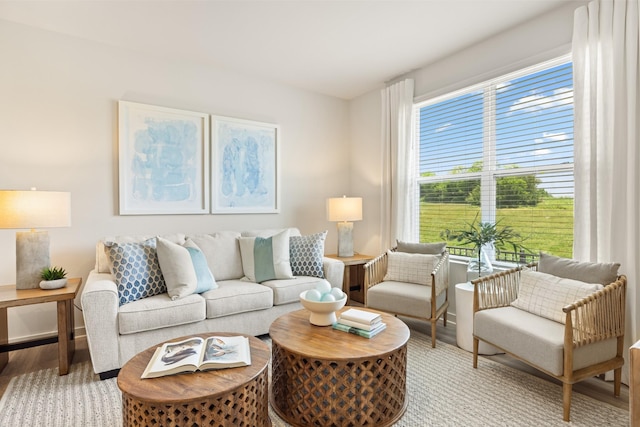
[573,0,639,382]
[380,79,416,250]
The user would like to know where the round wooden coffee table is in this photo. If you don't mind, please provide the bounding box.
[117,333,271,427]
[269,307,410,427]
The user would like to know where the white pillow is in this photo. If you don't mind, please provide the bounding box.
[383,251,439,286]
[511,270,603,324]
[156,237,217,300]
[238,229,294,283]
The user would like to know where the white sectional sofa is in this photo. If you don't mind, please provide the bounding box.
[81,228,344,379]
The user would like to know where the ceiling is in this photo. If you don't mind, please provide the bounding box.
[0,0,579,100]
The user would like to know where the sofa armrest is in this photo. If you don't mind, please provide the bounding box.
[563,275,626,347]
[322,257,345,289]
[471,262,537,312]
[80,270,121,375]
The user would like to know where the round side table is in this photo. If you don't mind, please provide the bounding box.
[455,282,502,355]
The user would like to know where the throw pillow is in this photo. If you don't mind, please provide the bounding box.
[396,240,447,255]
[383,251,439,286]
[511,270,603,324]
[156,237,217,300]
[289,231,327,278]
[104,238,167,306]
[187,232,244,281]
[238,229,294,283]
[538,253,620,285]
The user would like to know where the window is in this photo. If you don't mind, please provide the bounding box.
[415,57,574,261]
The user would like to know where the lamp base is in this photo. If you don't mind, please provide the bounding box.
[16,231,50,289]
[337,222,354,257]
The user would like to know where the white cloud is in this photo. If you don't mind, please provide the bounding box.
[509,87,573,113]
[534,132,568,144]
[435,122,453,133]
[533,149,551,156]
[496,81,511,93]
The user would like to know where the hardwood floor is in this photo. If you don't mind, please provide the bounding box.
[0,321,629,413]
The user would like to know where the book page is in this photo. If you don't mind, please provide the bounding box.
[147,337,204,374]
[201,336,251,367]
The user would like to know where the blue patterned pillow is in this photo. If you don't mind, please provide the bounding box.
[105,238,167,306]
[289,231,327,278]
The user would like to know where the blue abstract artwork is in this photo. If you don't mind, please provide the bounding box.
[212,117,279,213]
[119,101,209,214]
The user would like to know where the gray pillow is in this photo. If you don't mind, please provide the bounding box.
[537,253,620,285]
[396,240,446,255]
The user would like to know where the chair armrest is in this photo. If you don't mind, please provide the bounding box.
[364,251,389,290]
[322,257,345,289]
[471,262,537,312]
[80,270,121,374]
[563,275,627,347]
[432,252,449,297]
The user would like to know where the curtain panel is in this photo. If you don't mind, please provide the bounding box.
[573,0,639,383]
[380,79,415,250]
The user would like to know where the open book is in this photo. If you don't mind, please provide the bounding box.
[141,335,251,379]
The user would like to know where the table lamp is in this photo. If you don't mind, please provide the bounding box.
[327,196,362,257]
[0,189,71,289]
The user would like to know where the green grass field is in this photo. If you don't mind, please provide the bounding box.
[419,198,574,258]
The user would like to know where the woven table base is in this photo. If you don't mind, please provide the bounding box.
[122,367,270,427]
[270,341,407,427]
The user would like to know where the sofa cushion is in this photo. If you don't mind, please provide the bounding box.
[511,270,602,324]
[156,237,217,300]
[367,280,447,318]
[186,232,244,281]
[396,240,446,254]
[105,238,167,306]
[474,306,617,376]
[261,276,327,305]
[538,253,620,285]
[241,227,302,238]
[289,231,327,278]
[96,233,186,273]
[238,229,294,283]
[202,280,273,318]
[383,251,439,286]
[118,293,205,335]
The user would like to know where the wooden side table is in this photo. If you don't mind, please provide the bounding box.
[0,277,82,376]
[117,333,271,427]
[325,253,374,304]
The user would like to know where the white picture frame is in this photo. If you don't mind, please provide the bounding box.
[211,116,280,214]
[118,101,210,215]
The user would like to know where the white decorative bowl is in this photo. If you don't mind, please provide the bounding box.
[39,278,67,290]
[299,290,347,326]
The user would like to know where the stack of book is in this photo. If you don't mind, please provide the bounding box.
[332,308,386,338]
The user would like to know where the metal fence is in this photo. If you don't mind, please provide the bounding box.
[447,246,538,265]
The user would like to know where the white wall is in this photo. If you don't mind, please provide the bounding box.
[0,20,350,341]
[349,2,584,317]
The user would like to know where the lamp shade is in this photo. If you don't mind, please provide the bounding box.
[327,197,362,222]
[0,190,71,229]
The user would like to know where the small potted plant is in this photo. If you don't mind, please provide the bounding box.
[441,214,526,277]
[40,266,68,290]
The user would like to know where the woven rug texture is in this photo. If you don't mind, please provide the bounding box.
[0,329,628,426]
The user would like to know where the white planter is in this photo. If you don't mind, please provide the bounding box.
[39,278,67,290]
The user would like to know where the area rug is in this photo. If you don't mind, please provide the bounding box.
[0,330,628,426]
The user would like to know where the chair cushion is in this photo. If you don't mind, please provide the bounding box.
[156,237,217,300]
[238,229,294,283]
[118,293,205,335]
[186,232,244,281]
[202,280,273,318]
[474,306,617,376]
[261,276,328,305]
[383,251,439,285]
[538,253,620,285]
[104,238,167,306]
[511,270,602,324]
[396,240,446,254]
[289,231,327,278]
[367,280,447,319]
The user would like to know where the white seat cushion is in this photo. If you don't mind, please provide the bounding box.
[118,293,205,335]
[203,280,273,318]
[367,280,446,319]
[261,276,328,305]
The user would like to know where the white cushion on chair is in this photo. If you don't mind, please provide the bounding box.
[383,251,439,286]
[367,280,446,318]
[511,270,602,324]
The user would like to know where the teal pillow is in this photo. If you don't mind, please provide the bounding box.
[238,230,293,283]
[186,246,218,294]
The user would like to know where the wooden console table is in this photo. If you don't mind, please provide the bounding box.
[0,277,81,376]
[326,253,374,304]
